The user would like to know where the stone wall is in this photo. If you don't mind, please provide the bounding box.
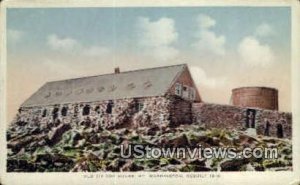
[168,96,192,126]
[12,97,292,139]
[192,103,292,139]
[12,95,192,130]
[14,99,137,130]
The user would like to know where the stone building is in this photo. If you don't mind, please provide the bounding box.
[12,64,292,139]
[231,87,279,110]
[14,64,200,131]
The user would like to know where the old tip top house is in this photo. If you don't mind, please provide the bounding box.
[14,64,292,138]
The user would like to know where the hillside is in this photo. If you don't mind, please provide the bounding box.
[7,121,292,172]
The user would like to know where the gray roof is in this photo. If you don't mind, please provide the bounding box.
[22,64,187,107]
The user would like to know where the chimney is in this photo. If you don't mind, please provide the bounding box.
[114,67,120,74]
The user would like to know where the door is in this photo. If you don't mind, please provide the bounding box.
[245,109,256,128]
[277,123,284,138]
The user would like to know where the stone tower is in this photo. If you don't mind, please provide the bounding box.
[231,87,278,110]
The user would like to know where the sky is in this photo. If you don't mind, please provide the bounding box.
[6,7,291,122]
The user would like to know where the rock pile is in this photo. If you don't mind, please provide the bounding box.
[7,120,292,172]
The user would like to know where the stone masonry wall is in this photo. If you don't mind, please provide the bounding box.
[12,95,192,130]
[13,97,171,130]
[12,97,291,139]
[169,96,192,126]
[192,103,292,139]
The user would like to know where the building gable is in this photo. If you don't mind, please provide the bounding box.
[167,66,201,102]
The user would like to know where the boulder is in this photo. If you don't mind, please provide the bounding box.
[106,159,127,172]
[189,159,206,166]
[120,160,144,171]
[7,159,36,172]
[167,134,189,148]
[220,158,250,171]
[180,164,211,172]
[47,124,71,146]
[7,136,35,153]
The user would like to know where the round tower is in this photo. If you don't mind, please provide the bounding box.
[231,87,278,110]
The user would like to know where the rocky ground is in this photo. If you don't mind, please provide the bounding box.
[7,121,292,172]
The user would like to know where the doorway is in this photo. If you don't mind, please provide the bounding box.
[264,120,270,136]
[245,109,256,128]
[276,123,284,138]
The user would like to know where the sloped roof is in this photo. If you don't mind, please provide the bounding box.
[21,64,187,107]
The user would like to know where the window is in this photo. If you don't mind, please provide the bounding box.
[82,105,90,116]
[106,101,114,114]
[55,91,63,96]
[182,85,189,98]
[65,90,72,96]
[175,83,182,96]
[74,104,79,117]
[95,106,100,113]
[109,85,117,92]
[136,102,144,112]
[52,108,59,120]
[138,103,144,111]
[44,92,51,98]
[61,107,68,117]
[85,88,94,94]
[76,89,84,95]
[144,81,152,88]
[189,87,196,100]
[97,86,105,93]
[127,83,136,90]
[42,109,47,117]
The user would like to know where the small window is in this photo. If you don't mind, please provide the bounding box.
[42,109,47,117]
[138,103,144,111]
[61,107,68,117]
[106,101,114,114]
[55,91,63,96]
[136,102,144,112]
[97,86,105,93]
[65,90,72,96]
[44,92,51,98]
[85,88,94,94]
[76,89,84,95]
[127,83,136,89]
[74,105,79,117]
[82,105,90,116]
[52,108,59,120]
[189,87,196,100]
[175,83,182,96]
[109,85,117,92]
[183,86,188,91]
[95,106,100,113]
[144,81,152,88]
